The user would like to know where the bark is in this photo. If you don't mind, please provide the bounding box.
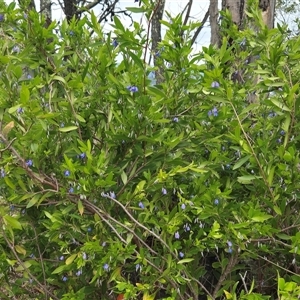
[222,0,246,27]
[64,0,78,21]
[151,0,166,85]
[259,0,276,28]
[222,0,276,29]
[40,0,52,26]
[210,0,220,46]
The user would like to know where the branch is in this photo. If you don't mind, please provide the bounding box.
[191,8,210,46]
[182,0,193,26]
[0,227,59,300]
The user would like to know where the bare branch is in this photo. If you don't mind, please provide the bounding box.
[191,8,210,46]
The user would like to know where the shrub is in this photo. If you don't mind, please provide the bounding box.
[0,1,300,299]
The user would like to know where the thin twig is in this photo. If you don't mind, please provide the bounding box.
[0,227,59,300]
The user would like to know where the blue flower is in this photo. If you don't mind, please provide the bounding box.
[103,263,109,271]
[179,252,184,258]
[227,241,233,247]
[173,117,179,122]
[64,170,70,177]
[138,202,145,209]
[268,112,276,118]
[69,187,74,193]
[69,30,75,36]
[17,107,24,114]
[228,247,233,253]
[26,159,33,167]
[135,263,141,272]
[82,252,87,260]
[208,107,218,117]
[29,253,35,258]
[87,227,92,232]
[23,13,28,19]
[60,123,65,128]
[181,203,186,210]
[27,74,32,79]
[109,191,116,199]
[75,270,82,276]
[0,169,5,178]
[12,45,20,53]
[214,199,219,205]
[59,255,64,261]
[211,81,220,88]
[174,231,180,239]
[112,39,118,48]
[62,276,68,282]
[0,14,4,22]
[127,86,138,93]
[183,223,191,232]
[280,130,285,136]
[162,188,167,195]
[79,152,86,159]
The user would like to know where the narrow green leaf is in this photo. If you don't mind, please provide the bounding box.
[128,51,144,69]
[78,200,84,216]
[177,258,194,264]
[232,155,250,170]
[121,171,128,185]
[75,114,86,123]
[3,215,22,230]
[237,175,262,184]
[20,85,30,103]
[66,253,77,265]
[52,265,67,274]
[26,194,40,208]
[126,7,148,13]
[113,16,125,32]
[251,214,272,222]
[270,98,290,111]
[59,126,78,132]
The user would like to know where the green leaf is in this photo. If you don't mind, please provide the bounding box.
[237,175,262,184]
[20,85,30,103]
[75,114,86,123]
[147,86,166,99]
[270,98,290,112]
[51,75,66,84]
[15,245,26,256]
[121,171,128,185]
[177,258,194,264]
[232,155,250,170]
[66,253,77,265]
[126,7,148,13]
[59,126,78,132]
[26,194,40,208]
[3,215,22,230]
[78,200,84,216]
[114,16,125,32]
[52,265,67,274]
[128,51,144,69]
[251,214,272,222]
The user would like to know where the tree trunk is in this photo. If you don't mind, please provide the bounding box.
[40,0,52,27]
[151,0,166,85]
[259,0,276,28]
[210,0,220,46]
[64,0,78,21]
[222,0,276,29]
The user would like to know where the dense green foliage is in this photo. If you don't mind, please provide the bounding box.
[1,1,300,299]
